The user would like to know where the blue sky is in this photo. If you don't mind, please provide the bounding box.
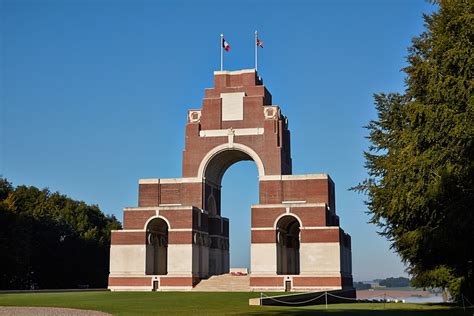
[1,0,435,281]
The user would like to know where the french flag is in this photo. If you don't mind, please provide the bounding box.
[222,38,230,52]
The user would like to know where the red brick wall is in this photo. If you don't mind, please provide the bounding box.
[111,231,146,245]
[160,209,193,229]
[168,231,193,244]
[251,230,275,243]
[123,210,155,229]
[160,277,194,286]
[251,207,285,227]
[293,277,341,287]
[292,206,326,227]
[109,277,151,286]
[138,184,159,207]
[301,228,341,243]
[250,276,284,287]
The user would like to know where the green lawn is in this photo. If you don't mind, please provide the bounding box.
[0,291,471,315]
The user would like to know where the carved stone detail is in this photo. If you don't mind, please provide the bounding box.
[188,110,201,123]
[264,106,280,119]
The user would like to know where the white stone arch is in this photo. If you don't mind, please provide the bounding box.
[144,215,171,231]
[197,142,266,182]
[273,213,303,230]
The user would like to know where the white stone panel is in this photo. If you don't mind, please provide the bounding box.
[110,245,146,275]
[167,244,193,276]
[221,92,245,121]
[300,243,341,275]
[199,128,264,137]
[251,243,276,275]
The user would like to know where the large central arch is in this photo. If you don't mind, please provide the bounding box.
[200,144,262,274]
[198,143,265,185]
[109,69,353,292]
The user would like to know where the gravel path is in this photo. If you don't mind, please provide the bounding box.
[0,307,111,315]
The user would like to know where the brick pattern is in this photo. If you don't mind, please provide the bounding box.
[259,178,335,206]
[137,182,203,210]
[138,184,159,207]
[168,231,193,244]
[160,277,194,286]
[293,277,341,287]
[160,209,193,229]
[123,210,156,229]
[251,207,285,227]
[250,277,284,287]
[292,207,326,227]
[111,231,146,245]
[251,230,275,243]
[301,228,340,243]
[108,277,151,286]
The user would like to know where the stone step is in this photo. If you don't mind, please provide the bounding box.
[192,273,250,292]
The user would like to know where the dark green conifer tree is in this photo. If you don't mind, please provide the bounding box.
[354,0,473,300]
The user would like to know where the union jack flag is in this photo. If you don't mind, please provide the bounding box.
[256,38,264,48]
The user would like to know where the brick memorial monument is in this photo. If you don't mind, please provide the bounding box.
[108,69,353,292]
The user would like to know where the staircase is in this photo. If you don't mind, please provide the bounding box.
[193,274,250,292]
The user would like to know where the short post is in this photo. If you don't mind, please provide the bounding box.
[260,292,263,306]
[462,293,466,312]
[325,291,328,309]
[383,292,386,309]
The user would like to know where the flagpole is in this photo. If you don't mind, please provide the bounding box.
[255,30,258,71]
[220,34,224,71]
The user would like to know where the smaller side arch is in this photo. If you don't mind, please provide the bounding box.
[145,216,169,276]
[275,214,301,275]
[273,213,303,230]
[144,215,172,231]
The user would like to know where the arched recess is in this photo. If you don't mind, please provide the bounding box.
[276,215,300,275]
[145,218,168,275]
[207,195,217,216]
[197,143,265,185]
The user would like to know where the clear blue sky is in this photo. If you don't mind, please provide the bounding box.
[1,0,435,281]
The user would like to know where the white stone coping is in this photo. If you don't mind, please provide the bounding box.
[214,69,256,75]
[282,200,306,204]
[123,205,194,211]
[250,226,340,231]
[251,203,327,208]
[199,128,264,137]
[259,174,329,181]
[139,178,202,184]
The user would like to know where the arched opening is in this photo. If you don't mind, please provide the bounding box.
[202,146,261,275]
[276,215,300,275]
[145,218,168,275]
[221,161,258,272]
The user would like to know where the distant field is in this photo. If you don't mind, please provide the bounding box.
[371,287,420,291]
[357,289,433,299]
[0,291,470,315]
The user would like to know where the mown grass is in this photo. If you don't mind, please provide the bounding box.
[0,291,471,315]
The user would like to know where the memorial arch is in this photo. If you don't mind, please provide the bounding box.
[108,69,353,291]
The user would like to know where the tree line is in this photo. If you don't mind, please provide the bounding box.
[0,178,121,290]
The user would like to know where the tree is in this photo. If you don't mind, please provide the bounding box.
[379,277,410,288]
[354,0,473,301]
[0,178,121,290]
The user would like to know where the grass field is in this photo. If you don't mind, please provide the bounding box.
[0,291,471,315]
